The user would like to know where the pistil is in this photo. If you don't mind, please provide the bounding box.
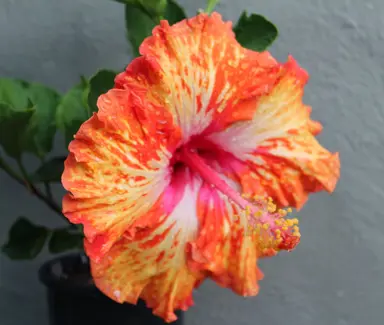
[180,147,277,225]
[180,147,252,210]
[179,146,300,250]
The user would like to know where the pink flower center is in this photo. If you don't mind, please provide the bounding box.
[168,137,299,242]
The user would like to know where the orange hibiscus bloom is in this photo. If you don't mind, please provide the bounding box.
[62,12,340,323]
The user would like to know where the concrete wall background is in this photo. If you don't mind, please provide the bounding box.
[1,0,383,324]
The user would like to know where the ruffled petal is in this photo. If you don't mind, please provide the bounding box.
[208,56,340,209]
[90,178,204,323]
[187,178,299,295]
[115,12,280,141]
[61,12,339,324]
[187,181,262,296]
[62,88,181,260]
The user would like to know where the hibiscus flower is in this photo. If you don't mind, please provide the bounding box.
[62,12,340,323]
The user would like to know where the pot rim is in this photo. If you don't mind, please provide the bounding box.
[38,253,185,321]
[38,252,98,294]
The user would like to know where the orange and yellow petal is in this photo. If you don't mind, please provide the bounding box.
[61,11,340,323]
[90,180,204,323]
[208,56,340,209]
[115,12,281,141]
[190,184,263,296]
[62,88,181,260]
[187,181,299,296]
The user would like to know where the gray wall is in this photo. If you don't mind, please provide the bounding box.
[1,0,383,324]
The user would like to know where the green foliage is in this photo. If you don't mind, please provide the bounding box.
[113,0,167,17]
[1,217,83,260]
[55,70,116,146]
[2,217,83,260]
[31,157,66,183]
[0,0,279,261]
[0,79,29,110]
[87,70,117,113]
[125,4,157,57]
[116,0,170,57]
[0,103,35,159]
[2,217,49,260]
[56,81,90,147]
[205,0,220,14]
[0,79,60,158]
[48,228,83,254]
[23,83,61,157]
[164,0,186,25]
[123,0,186,57]
[234,11,278,51]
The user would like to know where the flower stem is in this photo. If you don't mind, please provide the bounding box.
[0,155,67,221]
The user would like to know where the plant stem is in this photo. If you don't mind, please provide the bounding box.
[40,158,54,201]
[17,159,32,191]
[205,0,220,14]
[0,156,23,183]
[16,158,66,219]
[44,182,53,201]
[0,155,68,222]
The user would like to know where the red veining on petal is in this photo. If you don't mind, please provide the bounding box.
[61,11,340,324]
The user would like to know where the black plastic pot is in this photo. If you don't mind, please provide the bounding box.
[39,253,183,325]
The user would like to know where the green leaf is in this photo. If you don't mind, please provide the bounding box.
[48,228,83,254]
[125,4,157,57]
[164,0,186,25]
[0,79,29,110]
[56,82,90,147]
[0,103,35,159]
[23,83,61,157]
[205,0,219,14]
[31,157,66,183]
[2,217,49,260]
[87,70,117,114]
[113,0,167,17]
[234,12,278,52]
[0,78,61,157]
[79,75,90,109]
[123,1,186,56]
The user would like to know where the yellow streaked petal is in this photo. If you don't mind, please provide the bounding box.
[90,180,204,323]
[116,13,280,141]
[62,89,181,260]
[208,56,340,209]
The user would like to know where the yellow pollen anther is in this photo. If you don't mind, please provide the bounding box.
[267,203,277,212]
[275,219,282,226]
